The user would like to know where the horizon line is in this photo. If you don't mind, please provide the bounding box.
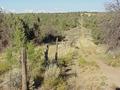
[3,9,105,14]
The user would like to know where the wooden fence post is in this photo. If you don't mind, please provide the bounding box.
[21,47,28,90]
[55,37,58,61]
[44,44,49,66]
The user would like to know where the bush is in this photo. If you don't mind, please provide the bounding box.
[100,0,120,52]
[42,65,60,90]
[79,56,99,68]
[0,11,10,52]
[56,81,68,90]
[0,61,11,75]
[40,24,64,43]
[59,51,73,66]
[27,42,45,78]
[83,13,103,44]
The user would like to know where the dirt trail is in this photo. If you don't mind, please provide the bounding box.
[96,59,120,87]
[80,27,120,88]
[48,26,120,88]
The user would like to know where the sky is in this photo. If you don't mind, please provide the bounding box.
[0,0,110,13]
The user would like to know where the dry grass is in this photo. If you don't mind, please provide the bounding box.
[66,56,109,90]
[0,53,10,75]
[104,56,120,67]
[40,65,60,90]
[77,58,108,90]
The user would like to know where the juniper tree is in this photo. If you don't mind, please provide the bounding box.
[101,0,120,52]
[0,8,10,51]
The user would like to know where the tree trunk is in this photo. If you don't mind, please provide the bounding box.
[21,47,28,90]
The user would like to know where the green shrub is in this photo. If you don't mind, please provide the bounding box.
[0,61,10,75]
[27,42,45,78]
[83,14,103,44]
